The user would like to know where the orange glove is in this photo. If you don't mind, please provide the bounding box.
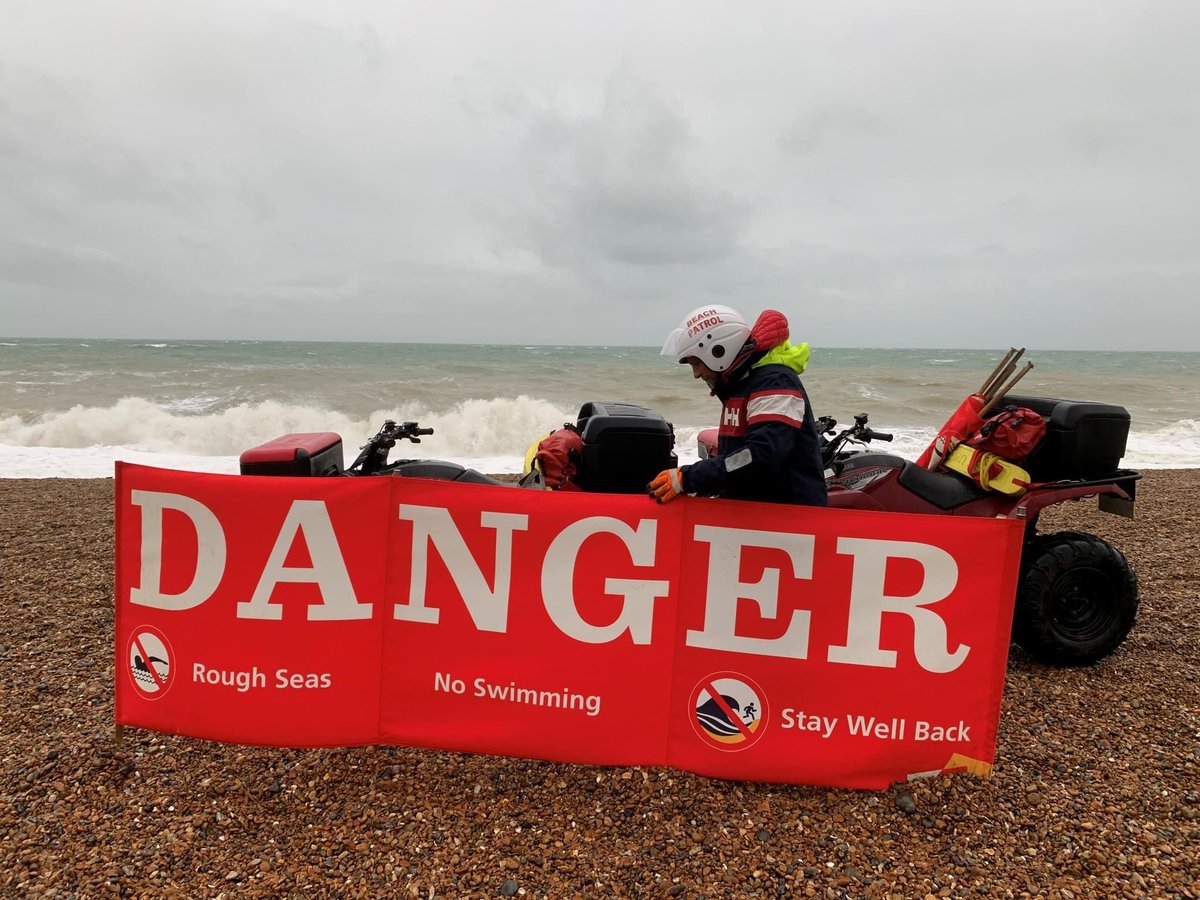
[648,468,685,503]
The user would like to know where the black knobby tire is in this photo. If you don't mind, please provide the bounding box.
[1014,531,1138,666]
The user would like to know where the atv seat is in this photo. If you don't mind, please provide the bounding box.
[839,453,988,511]
[388,460,514,487]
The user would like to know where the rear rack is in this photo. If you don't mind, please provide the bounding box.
[1034,468,1141,501]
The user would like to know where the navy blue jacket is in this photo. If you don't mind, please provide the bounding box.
[681,354,828,506]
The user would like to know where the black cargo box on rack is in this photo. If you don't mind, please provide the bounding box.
[239,432,345,477]
[573,402,677,494]
[997,395,1130,480]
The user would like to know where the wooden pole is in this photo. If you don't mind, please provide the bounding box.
[980,362,1034,417]
[981,348,1025,401]
[978,348,1021,397]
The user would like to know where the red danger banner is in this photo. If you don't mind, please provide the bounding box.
[114,463,1023,790]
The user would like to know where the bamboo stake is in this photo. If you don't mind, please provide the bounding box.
[981,348,1025,401]
[978,348,1021,397]
[980,361,1034,416]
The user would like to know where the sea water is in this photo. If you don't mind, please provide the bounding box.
[1,338,1197,477]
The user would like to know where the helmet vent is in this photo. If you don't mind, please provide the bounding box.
[711,344,726,358]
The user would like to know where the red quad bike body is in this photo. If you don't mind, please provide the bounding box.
[699,394,1142,667]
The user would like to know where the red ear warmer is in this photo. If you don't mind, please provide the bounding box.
[749,309,790,349]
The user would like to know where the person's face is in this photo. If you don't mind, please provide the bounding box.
[686,357,719,391]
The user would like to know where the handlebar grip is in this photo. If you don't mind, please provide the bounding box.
[867,429,893,442]
[417,427,434,436]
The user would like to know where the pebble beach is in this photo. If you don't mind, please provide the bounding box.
[1,473,1198,899]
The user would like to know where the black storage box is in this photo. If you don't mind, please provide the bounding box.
[239,432,345,477]
[998,395,1130,480]
[573,402,677,494]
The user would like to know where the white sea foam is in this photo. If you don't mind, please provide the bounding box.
[159,395,228,414]
[1124,419,1200,468]
[0,396,588,476]
[0,444,244,479]
[0,397,1196,477]
[0,396,577,456]
[853,384,890,402]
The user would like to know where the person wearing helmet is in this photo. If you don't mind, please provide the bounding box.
[650,305,827,506]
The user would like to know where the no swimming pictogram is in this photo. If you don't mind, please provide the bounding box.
[689,672,768,752]
[128,626,174,699]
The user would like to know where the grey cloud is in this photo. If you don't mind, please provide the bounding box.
[515,72,749,278]
[0,68,200,218]
[0,238,153,293]
[1,1,1198,350]
[778,105,890,156]
[1065,119,1127,165]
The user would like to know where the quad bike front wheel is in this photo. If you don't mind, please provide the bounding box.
[1013,531,1138,666]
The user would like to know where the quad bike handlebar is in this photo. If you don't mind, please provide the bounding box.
[818,413,893,470]
[348,420,435,475]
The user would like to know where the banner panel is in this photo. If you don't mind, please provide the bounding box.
[114,464,1023,788]
[665,497,1021,789]
[115,463,391,746]
[379,479,685,766]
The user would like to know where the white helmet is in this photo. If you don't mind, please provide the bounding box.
[660,305,751,372]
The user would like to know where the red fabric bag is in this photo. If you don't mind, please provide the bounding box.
[916,393,987,469]
[534,425,584,489]
[966,406,1047,462]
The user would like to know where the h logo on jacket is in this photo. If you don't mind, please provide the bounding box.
[719,400,748,438]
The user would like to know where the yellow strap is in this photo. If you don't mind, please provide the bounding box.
[943,445,1030,495]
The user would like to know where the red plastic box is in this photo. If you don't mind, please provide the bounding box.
[239,433,344,477]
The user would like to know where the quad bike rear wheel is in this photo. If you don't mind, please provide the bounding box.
[1013,531,1138,666]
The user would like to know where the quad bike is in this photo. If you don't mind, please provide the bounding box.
[241,396,1140,668]
[700,394,1141,667]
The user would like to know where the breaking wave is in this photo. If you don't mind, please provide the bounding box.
[0,395,578,458]
[0,397,1197,475]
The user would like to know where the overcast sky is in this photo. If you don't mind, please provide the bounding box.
[2,1,1198,350]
